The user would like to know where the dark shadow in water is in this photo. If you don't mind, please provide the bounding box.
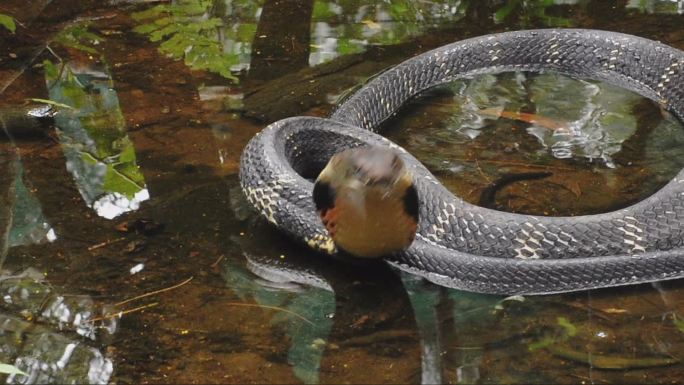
[247,0,314,83]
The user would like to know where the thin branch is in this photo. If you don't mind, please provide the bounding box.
[115,276,194,307]
[88,302,159,323]
[87,237,126,251]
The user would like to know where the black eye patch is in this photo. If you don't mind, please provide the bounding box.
[403,184,419,222]
[313,181,336,212]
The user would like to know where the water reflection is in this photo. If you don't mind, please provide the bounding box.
[493,0,584,27]
[309,0,468,65]
[226,252,683,384]
[44,60,148,219]
[6,324,112,385]
[385,72,684,214]
[627,0,684,14]
[0,146,54,269]
[4,161,55,249]
[222,253,335,384]
[132,0,263,81]
[435,72,650,168]
[0,269,115,384]
[133,0,469,77]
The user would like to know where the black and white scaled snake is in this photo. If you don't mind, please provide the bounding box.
[240,29,684,295]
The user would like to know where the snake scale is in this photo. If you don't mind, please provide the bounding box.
[240,29,684,295]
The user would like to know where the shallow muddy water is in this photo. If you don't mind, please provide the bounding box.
[0,0,684,384]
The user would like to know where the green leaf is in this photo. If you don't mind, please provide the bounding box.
[118,143,137,163]
[132,5,168,21]
[131,0,242,83]
[103,163,144,199]
[0,363,27,376]
[53,23,103,54]
[494,0,520,23]
[43,60,59,78]
[312,0,335,20]
[528,336,555,351]
[675,316,684,333]
[556,316,577,337]
[0,14,16,33]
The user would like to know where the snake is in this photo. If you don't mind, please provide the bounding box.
[239,29,684,295]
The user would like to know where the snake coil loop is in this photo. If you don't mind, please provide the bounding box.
[240,29,684,294]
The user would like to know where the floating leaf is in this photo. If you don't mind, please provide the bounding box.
[0,14,16,33]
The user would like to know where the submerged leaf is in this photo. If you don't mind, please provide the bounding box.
[556,316,577,337]
[0,14,16,33]
[674,316,684,333]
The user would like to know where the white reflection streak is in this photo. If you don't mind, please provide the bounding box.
[130,263,144,275]
[56,343,76,369]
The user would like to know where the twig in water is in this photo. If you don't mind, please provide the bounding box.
[88,302,159,323]
[210,255,225,268]
[115,276,194,307]
[88,237,126,251]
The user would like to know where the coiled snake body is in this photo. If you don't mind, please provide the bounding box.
[240,29,684,295]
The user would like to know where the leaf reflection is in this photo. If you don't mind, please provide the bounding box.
[626,0,684,14]
[44,59,148,219]
[132,0,264,82]
[0,269,115,384]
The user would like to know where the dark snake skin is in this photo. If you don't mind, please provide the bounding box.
[240,29,684,295]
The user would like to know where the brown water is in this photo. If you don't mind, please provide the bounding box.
[0,0,683,384]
